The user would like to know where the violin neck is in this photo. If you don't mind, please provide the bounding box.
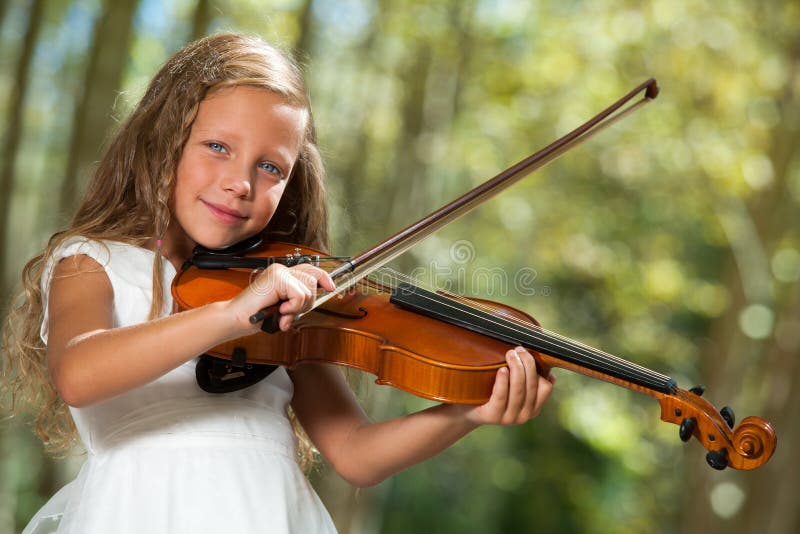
[390,283,677,395]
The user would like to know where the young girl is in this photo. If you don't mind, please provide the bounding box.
[3,33,554,533]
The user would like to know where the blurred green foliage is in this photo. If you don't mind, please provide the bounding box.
[1,1,798,533]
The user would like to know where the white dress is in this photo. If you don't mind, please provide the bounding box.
[23,237,337,534]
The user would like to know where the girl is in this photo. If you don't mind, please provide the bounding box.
[3,33,554,533]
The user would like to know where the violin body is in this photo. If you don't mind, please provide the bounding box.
[173,242,526,404]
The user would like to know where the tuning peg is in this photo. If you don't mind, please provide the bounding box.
[720,406,735,428]
[706,449,728,470]
[679,417,697,442]
[689,386,705,396]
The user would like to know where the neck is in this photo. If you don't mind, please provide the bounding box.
[389,282,677,395]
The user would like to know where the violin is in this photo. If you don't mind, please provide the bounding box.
[171,79,777,471]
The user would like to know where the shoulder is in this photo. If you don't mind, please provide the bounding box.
[47,239,115,320]
[49,252,114,314]
[48,236,112,267]
[45,236,166,291]
[51,250,112,286]
[40,236,147,344]
[47,236,148,271]
[43,237,111,292]
[45,249,115,358]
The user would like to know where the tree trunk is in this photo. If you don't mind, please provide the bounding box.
[0,0,45,302]
[189,0,211,42]
[293,0,314,64]
[318,0,384,241]
[384,43,432,240]
[0,0,10,36]
[58,0,139,214]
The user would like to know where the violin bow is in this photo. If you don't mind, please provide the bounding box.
[251,79,657,322]
[306,79,659,306]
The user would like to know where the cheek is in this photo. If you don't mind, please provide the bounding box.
[172,173,191,215]
[175,154,201,188]
[173,159,192,201]
[173,153,212,207]
[254,183,289,224]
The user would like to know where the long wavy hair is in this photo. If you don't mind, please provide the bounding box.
[2,33,328,471]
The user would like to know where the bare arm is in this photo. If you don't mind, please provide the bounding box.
[47,254,333,407]
[290,348,555,488]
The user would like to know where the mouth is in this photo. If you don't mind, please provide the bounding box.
[202,200,247,223]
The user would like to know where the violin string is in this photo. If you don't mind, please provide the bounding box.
[428,292,669,386]
[359,268,666,388]
[436,285,670,381]
[371,269,670,387]
[397,269,666,381]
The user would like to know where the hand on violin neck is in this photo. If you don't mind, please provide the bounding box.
[451,347,555,427]
[224,263,335,334]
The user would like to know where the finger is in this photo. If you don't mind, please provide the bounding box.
[319,270,336,292]
[278,312,296,331]
[290,264,336,292]
[502,348,526,424]
[531,374,555,417]
[278,279,313,315]
[249,264,287,299]
[482,365,510,419]
[275,277,311,329]
[269,267,311,312]
[287,266,336,313]
[289,266,322,291]
[285,271,317,312]
[516,347,539,422]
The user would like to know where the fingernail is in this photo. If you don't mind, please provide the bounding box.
[515,346,525,354]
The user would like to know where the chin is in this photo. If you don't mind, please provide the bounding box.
[195,230,263,252]
[189,233,240,252]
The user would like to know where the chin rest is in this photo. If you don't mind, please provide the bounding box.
[195,353,277,393]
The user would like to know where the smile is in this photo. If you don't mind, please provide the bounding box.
[202,200,247,223]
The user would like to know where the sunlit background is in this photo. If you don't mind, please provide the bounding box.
[1,1,798,533]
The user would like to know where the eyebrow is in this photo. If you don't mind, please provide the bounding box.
[193,128,296,171]
[193,127,241,142]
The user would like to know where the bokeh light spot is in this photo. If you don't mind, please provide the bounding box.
[771,248,800,282]
[738,304,774,340]
[710,482,746,519]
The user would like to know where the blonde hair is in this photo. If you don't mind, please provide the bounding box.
[2,33,327,470]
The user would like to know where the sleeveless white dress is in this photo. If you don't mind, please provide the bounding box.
[23,237,337,534]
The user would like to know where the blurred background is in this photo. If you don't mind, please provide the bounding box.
[1,0,798,532]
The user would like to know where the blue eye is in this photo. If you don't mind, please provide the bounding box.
[259,162,282,177]
[208,142,226,153]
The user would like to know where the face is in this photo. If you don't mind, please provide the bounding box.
[168,85,306,255]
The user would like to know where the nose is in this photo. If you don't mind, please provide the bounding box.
[221,168,252,198]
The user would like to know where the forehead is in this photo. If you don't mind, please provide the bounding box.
[192,86,307,155]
